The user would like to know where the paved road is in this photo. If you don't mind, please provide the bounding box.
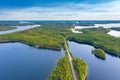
[64,38,77,80]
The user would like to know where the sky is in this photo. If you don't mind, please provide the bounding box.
[0,0,120,20]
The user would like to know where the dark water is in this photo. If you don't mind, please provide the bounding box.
[69,41,120,80]
[0,43,64,80]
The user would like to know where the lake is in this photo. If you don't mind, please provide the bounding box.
[0,25,40,35]
[0,43,64,80]
[69,41,120,80]
[74,23,120,37]
[108,30,120,37]
[0,24,120,80]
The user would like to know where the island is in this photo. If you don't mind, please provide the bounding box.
[92,48,106,60]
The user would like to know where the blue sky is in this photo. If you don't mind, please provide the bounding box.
[0,0,120,20]
[0,0,113,8]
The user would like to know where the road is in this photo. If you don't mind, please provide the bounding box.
[64,38,78,80]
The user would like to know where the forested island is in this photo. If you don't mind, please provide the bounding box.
[92,48,106,60]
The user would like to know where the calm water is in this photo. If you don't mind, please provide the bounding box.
[0,43,64,80]
[69,41,120,80]
[0,25,40,35]
[75,23,120,37]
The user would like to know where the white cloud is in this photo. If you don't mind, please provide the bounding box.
[0,0,120,20]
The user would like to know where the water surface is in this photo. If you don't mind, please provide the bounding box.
[0,25,40,35]
[108,30,120,37]
[0,43,63,80]
[69,41,120,80]
[74,23,120,37]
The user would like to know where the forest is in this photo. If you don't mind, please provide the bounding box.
[0,26,65,50]
[0,23,120,56]
[92,48,106,60]
[73,57,88,80]
[49,56,74,80]
[62,28,120,57]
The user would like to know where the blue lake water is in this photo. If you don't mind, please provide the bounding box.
[0,43,64,80]
[69,41,120,80]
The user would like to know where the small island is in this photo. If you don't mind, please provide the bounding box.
[92,48,106,60]
[0,26,17,31]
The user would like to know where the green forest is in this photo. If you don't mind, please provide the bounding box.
[73,58,88,80]
[49,56,74,80]
[92,48,106,60]
[62,28,120,57]
[0,26,65,50]
[0,24,120,57]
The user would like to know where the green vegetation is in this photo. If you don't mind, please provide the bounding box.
[0,24,74,50]
[64,38,74,57]
[92,48,106,60]
[0,26,65,50]
[75,27,110,34]
[1,22,120,80]
[0,23,89,80]
[49,36,88,80]
[0,23,120,57]
[49,56,74,80]
[0,26,16,31]
[79,27,110,33]
[62,27,120,57]
[64,38,88,80]
[73,57,88,80]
